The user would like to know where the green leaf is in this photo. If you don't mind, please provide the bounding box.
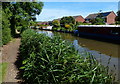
[20,66,25,69]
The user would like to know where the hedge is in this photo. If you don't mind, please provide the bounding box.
[2,11,12,45]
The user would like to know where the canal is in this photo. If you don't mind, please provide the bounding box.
[37,30,120,82]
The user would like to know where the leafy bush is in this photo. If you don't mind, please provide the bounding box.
[2,10,12,45]
[52,27,62,31]
[76,22,91,25]
[115,10,120,22]
[60,16,75,27]
[90,17,105,25]
[65,24,71,28]
[52,20,60,27]
[115,21,120,25]
[20,29,114,84]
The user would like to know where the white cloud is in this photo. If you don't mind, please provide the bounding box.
[36,8,88,21]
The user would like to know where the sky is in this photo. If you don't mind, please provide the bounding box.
[36,2,118,21]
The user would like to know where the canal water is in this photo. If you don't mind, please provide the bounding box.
[37,30,120,82]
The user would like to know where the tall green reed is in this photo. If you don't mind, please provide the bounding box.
[19,29,115,84]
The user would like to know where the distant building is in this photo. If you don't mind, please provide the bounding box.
[53,18,61,21]
[48,21,52,26]
[85,11,116,24]
[73,15,85,23]
[53,15,85,23]
[37,22,49,25]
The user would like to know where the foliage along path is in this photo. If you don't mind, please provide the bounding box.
[2,38,21,83]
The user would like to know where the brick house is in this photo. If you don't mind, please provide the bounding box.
[73,15,85,23]
[37,22,49,25]
[85,11,116,24]
[53,15,85,23]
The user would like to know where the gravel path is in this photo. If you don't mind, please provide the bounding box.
[2,38,21,83]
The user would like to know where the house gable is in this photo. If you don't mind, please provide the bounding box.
[85,11,116,24]
[74,16,85,23]
[85,14,98,20]
[106,11,116,24]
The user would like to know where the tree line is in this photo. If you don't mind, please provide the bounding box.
[52,16,89,31]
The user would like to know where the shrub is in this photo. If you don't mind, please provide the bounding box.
[2,10,12,45]
[60,16,75,27]
[53,27,62,31]
[65,24,71,29]
[52,20,60,27]
[20,29,114,84]
[76,22,91,25]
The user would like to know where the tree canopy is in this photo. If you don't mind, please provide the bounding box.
[2,2,43,37]
[2,2,43,44]
[52,20,60,27]
[60,16,75,27]
[116,10,120,24]
[90,13,105,25]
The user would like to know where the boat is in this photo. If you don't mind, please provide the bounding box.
[74,25,120,43]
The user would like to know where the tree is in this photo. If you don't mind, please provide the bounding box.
[90,13,105,25]
[52,20,60,27]
[2,2,43,37]
[90,17,105,25]
[60,16,75,27]
[115,10,120,24]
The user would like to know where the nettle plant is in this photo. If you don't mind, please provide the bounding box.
[20,29,114,84]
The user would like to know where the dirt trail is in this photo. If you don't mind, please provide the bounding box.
[2,38,21,83]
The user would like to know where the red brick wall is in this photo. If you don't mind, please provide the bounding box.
[75,16,85,23]
[106,12,116,24]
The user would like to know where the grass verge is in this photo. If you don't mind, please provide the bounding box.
[0,62,8,83]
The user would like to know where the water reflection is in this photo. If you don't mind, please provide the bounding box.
[38,30,53,37]
[53,31,120,58]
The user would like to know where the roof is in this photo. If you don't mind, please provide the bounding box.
[85,11,113,19]
[53,15,84,21]
[85,14,98,19]
[100,12,112,17]
[53,18,61,21]
[72,15,83,19]
[78,25,120,27]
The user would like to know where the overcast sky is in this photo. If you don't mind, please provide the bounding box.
[36,2,118,21]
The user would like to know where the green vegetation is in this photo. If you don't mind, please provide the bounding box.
[52,16,91,32]
[90,13,105,25]
[90,17,105,25]
[76,22,91,25]
[2,2,43,45]
[60,16,75,26]
[19,29,114,84]
[0,63,8,83]
[2,10,12,45]
[115,10,120,24]
[52,16,76,31]
[52,20,60,27]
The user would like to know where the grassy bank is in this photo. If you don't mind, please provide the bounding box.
[0,62,8,83]
[19,29,115,84]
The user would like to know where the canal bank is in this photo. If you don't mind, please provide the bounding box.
[37,30,120,83]
[32,25,120,44]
